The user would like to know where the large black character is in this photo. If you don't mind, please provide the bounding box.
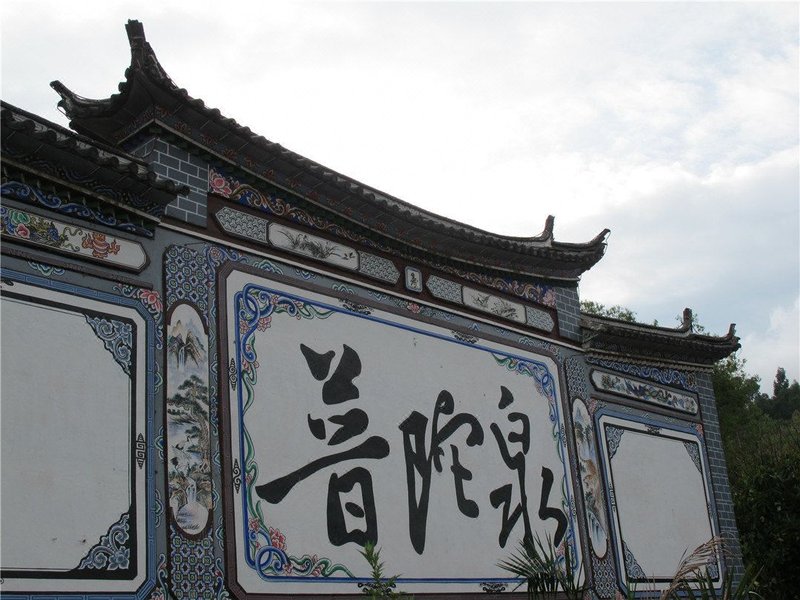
[490,386,568,548]
[399,389,484,554]
[255,344,390,546]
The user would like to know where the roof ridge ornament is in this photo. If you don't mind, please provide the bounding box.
[125,20,175,89]
[47,20,612,280]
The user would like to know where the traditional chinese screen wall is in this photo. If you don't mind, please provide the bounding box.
[220,267,581,596]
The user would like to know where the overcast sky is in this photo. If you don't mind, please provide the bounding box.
[2,1,798,391]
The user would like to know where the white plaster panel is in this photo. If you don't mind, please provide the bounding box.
[597,414,720,591]
[223,268,581,595]
[0,279,147,593]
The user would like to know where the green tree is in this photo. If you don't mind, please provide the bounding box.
[580,300,638,322]
[584,301,799,598]
[757,367,800,420]
[711,355,766,438]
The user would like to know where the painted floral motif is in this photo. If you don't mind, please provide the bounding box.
[266,222,359,272]
[450,268,556,307]
[2,205,77,248]
[210,170,234,197]
[573,398,609,559]
[1,180,153,237]
[591,370,699,414]
[138,289,164,313]
[115,283,165,347]
[76,512,130,571]
[470,291,515,317]
[462,286,526,324]
[281,229,354,260]
[1,205,146,272]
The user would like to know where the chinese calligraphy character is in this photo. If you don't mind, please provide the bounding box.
[490,385,568,548]
[256,343,390,546]
[399,389,484,554]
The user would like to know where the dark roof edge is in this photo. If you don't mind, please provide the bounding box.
[581,307,740,365]
[50,20,610,279]
[1,100,189,199]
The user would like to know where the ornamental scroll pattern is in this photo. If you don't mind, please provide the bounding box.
[75,512,131,571]
[586,357,698,392]
[235,287,350,579]
[605,426,625,459]
[622,541,646,580]
[590,370,698,415]
[1,181,153,238]
[84,316,133,376]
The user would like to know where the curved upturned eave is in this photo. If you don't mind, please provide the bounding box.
[51,19,610,280]
[581,309,741,365]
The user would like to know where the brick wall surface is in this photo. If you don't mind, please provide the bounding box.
[696,371,745,581]
[555,286,582,341]
[130,137,209,227]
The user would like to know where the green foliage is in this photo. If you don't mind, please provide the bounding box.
[757,367,800,420]
[581,302,799,598]
[580,300,638,322]
[358,542,410,598]
[712,355,766,437]
[672,566,762,600]
[497,535,585,600]
[712,358,800,599]
[616,538,760,600]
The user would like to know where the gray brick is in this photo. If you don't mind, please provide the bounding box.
[154,139,169,153]
[187,190,207,204]
[192,156,209,171]
[177,197,198,211]
[180,161,200,177]
[187,175,208,190]
[168,145,190,161]
[165,205,188,220]
[186,212,207,227]
[152,163,169,177]
[158,153,180,169]
[167,168,189,184]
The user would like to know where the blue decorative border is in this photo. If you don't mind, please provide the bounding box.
[586,357,698,392]
[0,268,157,600]
[1,181,153,238]
[593,407,721,591]
[229,278,580,588]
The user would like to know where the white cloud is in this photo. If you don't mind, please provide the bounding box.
[1,1,797,388]
[741,296,800,393]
